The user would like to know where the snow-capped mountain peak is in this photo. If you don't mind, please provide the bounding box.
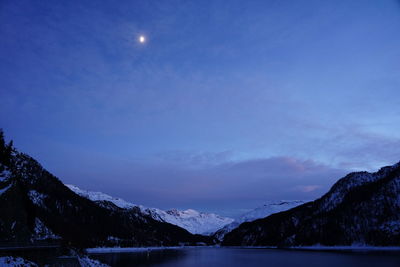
[237,200,305,223]
[150,208,234,235]
[65,184,233,235]
[65,184,136,209]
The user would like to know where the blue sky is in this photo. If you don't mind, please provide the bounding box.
[1,0,400,216]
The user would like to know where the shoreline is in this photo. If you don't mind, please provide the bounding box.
[86,246,198,253]
[86,245,400,254]
[282,246,400,252]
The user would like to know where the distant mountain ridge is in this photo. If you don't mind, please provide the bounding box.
[223,161,400,247]
[213,200,304,240]
[66,184,234,235]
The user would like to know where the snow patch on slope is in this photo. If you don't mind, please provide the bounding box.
[66,184,233,235]
[32,218,60,240]
[28,190,46,206]
[215,200,305,240]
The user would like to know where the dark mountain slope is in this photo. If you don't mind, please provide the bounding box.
[0,130,210,247]
[222,162,400,247]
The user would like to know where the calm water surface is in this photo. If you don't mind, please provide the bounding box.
[90,247,400,267]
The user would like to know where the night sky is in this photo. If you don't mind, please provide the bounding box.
[1,0,400,216]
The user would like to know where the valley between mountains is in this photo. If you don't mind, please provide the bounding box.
[1,130,400,250]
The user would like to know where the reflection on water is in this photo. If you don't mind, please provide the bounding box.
[90,247,400,267]
[90,249,185,266]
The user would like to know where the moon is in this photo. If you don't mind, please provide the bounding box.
[139,35,146,43]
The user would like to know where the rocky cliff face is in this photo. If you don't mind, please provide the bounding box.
[222,162,400,247]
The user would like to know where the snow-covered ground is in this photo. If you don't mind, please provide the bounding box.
[78,256,110,267]
[0,257,38,267]
[287,246,400,251]
[66,184,233,235]
[0,256,110,267]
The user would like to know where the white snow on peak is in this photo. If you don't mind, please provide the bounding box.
[143,207,234,235]
[236,200,305,223]
[65,184,136,209]
[65,184,234,235]
[214,200,305,240]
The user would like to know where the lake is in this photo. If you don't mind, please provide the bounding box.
[89,247,400,267]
